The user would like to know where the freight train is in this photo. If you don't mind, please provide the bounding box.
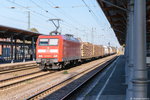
[36,34,117,70]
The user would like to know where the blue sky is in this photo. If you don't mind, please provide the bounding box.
[0,0,120,47]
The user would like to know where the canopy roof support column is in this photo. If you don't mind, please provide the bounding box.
[11,34,14,63]
[125,26,129,84]
[14,39,17,60]
[23,37,25,62]
[133,0,147,98]
[126,0,134,99]
[31,37,35,61]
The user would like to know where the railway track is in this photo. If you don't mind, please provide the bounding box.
[0,64,38,74]
[26,56,117,100]
[61,56,119,100]
[0,71,55,90]
[0,70,42,83]
[0,62,36,71]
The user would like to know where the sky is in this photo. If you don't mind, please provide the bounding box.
[0,0,120,47]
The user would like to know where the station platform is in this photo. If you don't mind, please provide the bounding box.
[81,55,127,100]
[98,55,126,100]
[82,55,150,100]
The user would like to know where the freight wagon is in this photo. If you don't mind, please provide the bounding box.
[81,42,93,59]
[36,34,117,70]
[103,46,109,56]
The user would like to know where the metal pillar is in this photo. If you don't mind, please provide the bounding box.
[23,37,25,62]
[11,35,14,63]
[2,45,3,57]
[6,45,8,61]
[126,0,134,99]
[14,39,17,60]
[132,0,147,99]
[125,26,129,84]
[27,11,31,30]
[20,45,22,60]
[31,37,35,61]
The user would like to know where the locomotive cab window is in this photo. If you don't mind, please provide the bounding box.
[39,39,49,46]
[49,38,58,46]
[39,38,58,46]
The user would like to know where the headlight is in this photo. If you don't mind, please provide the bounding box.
[38,55,43,57]
[50,49,58,53]
[38,49,46,53]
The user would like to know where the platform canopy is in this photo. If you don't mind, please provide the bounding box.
[0,25,42,41]
[97,0,150,45]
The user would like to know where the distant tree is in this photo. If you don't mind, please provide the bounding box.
[30,28,39,33]
[122,44,125,47]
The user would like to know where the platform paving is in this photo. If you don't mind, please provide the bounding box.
[62,55,127,100]
[99,55,126,100]
[79,55,126,100]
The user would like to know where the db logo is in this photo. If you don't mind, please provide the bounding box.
[46,47,50,52]
[46,49,49,52]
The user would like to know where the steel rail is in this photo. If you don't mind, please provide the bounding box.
[0,65,38,74]
[0,71,55,90]
[0,70,42,83]
[0,63,36,71]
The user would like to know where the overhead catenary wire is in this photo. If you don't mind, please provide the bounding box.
[30,0,58,18]
[6,0,95,41]
[45,0,91,30]
[0,9,51,31]
[81,0,104,27]
[31,0,89,32]
[43,0,91,33]
[6,0,84,33]
[44,0,94,41]
[7,0,50,19]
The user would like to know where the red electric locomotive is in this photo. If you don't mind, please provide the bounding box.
[36,34,81,70]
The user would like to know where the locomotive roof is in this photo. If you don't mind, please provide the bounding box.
[63,35,80,42]
[38,34,80,42]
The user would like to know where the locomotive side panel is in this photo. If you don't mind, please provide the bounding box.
[62,39,81,61]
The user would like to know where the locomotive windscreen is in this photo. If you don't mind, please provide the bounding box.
[39,39,49,46]
[49,38,58,46]
[39,38,58,46]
